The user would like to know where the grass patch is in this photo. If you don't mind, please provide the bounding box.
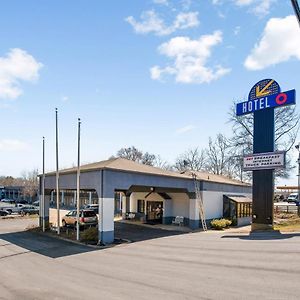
[274,212,300,232]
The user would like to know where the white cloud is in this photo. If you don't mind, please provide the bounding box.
[176,125,196,134]
[153,0,168,5]
[0,139,28,151]
[0,48,43,100]
[245,15,300,70]
[61,95,69,102]
[234,26,241,35]
[125,10,199,36]
[212,0,275,17]
[150,31,231,84]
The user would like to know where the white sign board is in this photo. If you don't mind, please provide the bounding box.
[243,151,286,171]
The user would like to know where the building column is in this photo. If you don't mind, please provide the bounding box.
[50,190,54,205]
[121,194,127,219]
[73,190,76,206]
[163,199,172,224]
[98,197,114,244]
[39,195,50,228]
[61,191,65,206]
[89,192,92,205]
[129,193,137,213]
[189,198,200,229]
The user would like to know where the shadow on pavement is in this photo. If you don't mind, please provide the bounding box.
[221,231,300,240]
[114,221,188,242]
[0,230,97,259]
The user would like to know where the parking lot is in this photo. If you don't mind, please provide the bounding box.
[1,218,300,299]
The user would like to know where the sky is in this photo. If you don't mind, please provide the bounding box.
[0,0,300,186]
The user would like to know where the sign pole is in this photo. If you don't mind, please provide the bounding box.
[42,136,45,232]
[252,108,275,230]
[55,108,60,235]
[76,118,81,241]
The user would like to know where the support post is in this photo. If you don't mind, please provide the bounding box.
[252,108,275,231]
[163,199,172,225]
[189,197,200,229]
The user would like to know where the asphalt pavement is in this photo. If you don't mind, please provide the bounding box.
[1,218,300,300]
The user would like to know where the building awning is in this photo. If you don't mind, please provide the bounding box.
[224,195,252,203]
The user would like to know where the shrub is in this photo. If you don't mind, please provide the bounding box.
[210,218,232,230]
[80,227,98,243]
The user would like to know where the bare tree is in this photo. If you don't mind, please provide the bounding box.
[174,148,206,172]
[20,169,39,198]
[229,104,300,178]
[205,134,235,177]
[114,146,157,166]
[154,155,174,171]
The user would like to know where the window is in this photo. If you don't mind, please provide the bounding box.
[137,200,145,213]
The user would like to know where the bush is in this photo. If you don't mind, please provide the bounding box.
[80,227,98,244]
[210,218,232,230]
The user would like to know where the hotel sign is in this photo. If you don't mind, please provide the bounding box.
[243,151,286,171]
[236,79,296,116]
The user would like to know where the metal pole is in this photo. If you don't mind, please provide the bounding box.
[297,146,300,216]
[76,118,81,241]
[42,136,45,232]
[291,0,300,27]
[55,108,60,235]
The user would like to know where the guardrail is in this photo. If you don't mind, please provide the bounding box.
[274,202,299,213]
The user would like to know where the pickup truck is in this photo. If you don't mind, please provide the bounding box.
[1,203,27,215]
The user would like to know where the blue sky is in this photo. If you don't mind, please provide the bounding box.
[0,0,299,185]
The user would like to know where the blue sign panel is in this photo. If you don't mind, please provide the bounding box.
[236,89,296,116]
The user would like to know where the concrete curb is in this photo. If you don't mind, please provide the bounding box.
[32,229,131,249]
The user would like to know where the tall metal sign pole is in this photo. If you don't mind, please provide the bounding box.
[42,136,45,232]
[76,118,81,241]
[55,108,60,235]
[291,0,300,26]
[236,79,296,230]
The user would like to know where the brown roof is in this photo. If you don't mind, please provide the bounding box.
[46,157,191,179]
[45,157,249,186]
[225,195,252,203]
[183,170,250,187]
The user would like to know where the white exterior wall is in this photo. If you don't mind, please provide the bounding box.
[202,191,252,220]
[168,193,189,218]
[130,193,137,212]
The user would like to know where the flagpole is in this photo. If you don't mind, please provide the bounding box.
[42,136,45,232]
[76,118,81,241]
[55,108,60,235]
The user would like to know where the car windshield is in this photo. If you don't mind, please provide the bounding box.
[83,210,96,217]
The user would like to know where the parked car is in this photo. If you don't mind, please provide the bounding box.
[16,200,29,205]
[19,206,39,216]
[1,198,15,204]
[0,210,9,216]
[62,209,98,228]
[83,204,99,214]
[287,193,298,203]
[2,203,26,215]
[32,200,40,206]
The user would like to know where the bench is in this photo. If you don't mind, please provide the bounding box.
[172,216,184,226]
[126,213,136,220]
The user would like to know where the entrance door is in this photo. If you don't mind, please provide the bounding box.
[146,201,163,224]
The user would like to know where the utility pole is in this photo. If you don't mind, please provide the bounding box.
[291,0,300,27]
[55,108,60,235]
[76,118,81,241]
[42,136,45,232]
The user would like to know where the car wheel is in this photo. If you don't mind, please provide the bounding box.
[26,212,30,217]
[7,210,12,215]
